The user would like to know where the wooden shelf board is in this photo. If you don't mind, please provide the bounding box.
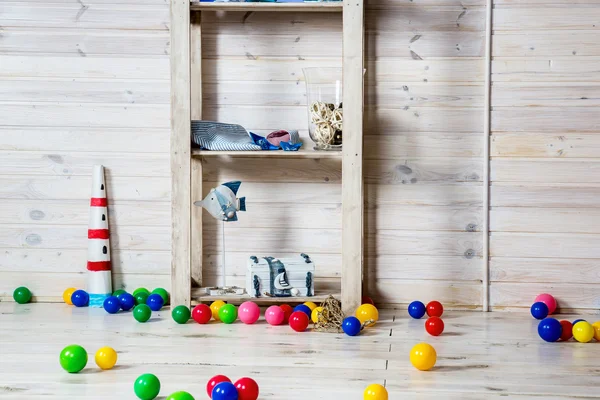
[191,289,339,305]
[192,148,342,158]
[190,1,343,11]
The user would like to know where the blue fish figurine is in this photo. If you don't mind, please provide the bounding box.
[194,181,246,222]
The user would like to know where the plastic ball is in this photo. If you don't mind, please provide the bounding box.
[303,301,318,312]
[103,296,121,314]
[166,391,195,400]
[133,287,150,297]
[410,343,437,371]
[13,286,32,304]
[289,311,310,332]
[293,304,312,319]
[211,300,226,321]
[535,293,557,315]
[363,383,388,400]
[112,289,126,297]
[71,290,89,307]
[211,382,238,400]
[206,375,231,398]
[265,305,285,326]
[280,304,293,323]
[538,318,562,342]
[238,301,260,324]
[218,304,238,324]
[362,296,375,306]
[60,344,88,373]
[63,287,76,305]
[234,377,259,400]
[342,316,362,336]
[573,321,595,343]
[311,306,325,324]
[573,319,587,325]
[172,305,191,324]
[425,316,444,336]
[133,304,152,323]
[134,373,161,400]
[95,346,117,370]
[408,301,426,319]
[530,302,549,320]
[592,321,600,341]
[151,287,169,304]
[559,320,573,341]
[192,304,212,324]
[118,293,136,311]
[356,304,379,325]
[135,292,149,306]
[426,301,443,318]
[146,294,164,311]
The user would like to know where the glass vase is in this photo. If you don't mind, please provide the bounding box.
[302,67,343,151]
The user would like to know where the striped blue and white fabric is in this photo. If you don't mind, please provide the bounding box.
[191,121,261,151]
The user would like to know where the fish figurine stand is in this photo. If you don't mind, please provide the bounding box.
[246,254,315,298]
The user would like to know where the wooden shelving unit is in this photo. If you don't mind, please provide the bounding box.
[170,0,364,314]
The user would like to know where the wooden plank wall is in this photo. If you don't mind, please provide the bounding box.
[0,0,172,301]
[489,0,600,310]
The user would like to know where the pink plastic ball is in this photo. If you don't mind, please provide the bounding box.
[265,305,284,326]
[238,301,260,324]
[535,293,557,315]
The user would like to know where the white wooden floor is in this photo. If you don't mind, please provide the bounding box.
[1,304,600,399]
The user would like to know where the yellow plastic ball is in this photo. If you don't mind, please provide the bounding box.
[592,321,600,341]
[311,306,325,324]
[410,343,437,371]
[304,301,318,312]
[63,288,76,305]
[573,321,595,343]
[210,300,226,321]
[364,383,388,400]
[355,304,379,325]
[95,347,118,370]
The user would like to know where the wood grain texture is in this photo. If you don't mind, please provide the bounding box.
[490,282,600,310]
[492,85,600,107]
[492,58,600,82]
[491,184,600,207]
[493,8,600,31]
[490,232,600,259]
[492,132,600,158]
[491,159,600,183]
[491,207,600,233]
[492,108,600,132]
[365,133,483,158]
[491,257,600,284]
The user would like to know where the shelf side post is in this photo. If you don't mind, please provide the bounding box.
[170,0,192,307]
[342,0,365,315]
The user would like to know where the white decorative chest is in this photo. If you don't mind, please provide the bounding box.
[246,254,315,298]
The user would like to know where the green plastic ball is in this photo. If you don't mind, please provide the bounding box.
[133,304,152,323]
[13,286,32,304]
[133,288,150,297]
[59,345,88,373]
[113,289,127,297]
[171,305,191,324]
[166,391,195,400]
[135,292,150,306]
[134,373,161,400]
[151,288,169,304]
[218,303,238,324]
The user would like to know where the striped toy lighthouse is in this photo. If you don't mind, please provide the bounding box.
[87,165,113,307]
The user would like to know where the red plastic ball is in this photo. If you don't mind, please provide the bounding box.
[289,311,310,332]
[192,304,212,324]
[425,316,444,336]
[426,301,444,318]
[280,304,293,324]
[206,375,231,398]
[559,320,573,341]
[234,377,259,400]
[362,296,375,306]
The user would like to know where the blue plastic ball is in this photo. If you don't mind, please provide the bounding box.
[212,381,239,400]
[342,316,362,336]
[118,293,135,311]
[408,301,426,319]
[530,302,549,320]
[146,293,164,311]
[103,296,121,314]
[573,319,587,325]
[293,304,312,318]
[71,290,89,307]
[538,318,562,342]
